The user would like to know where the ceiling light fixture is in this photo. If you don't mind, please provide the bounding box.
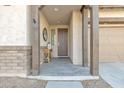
[54,8,59,12]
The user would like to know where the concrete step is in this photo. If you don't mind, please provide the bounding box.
[24,75,99,81]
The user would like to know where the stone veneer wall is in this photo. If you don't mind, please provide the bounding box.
[40,46,47,64]
[40,47,43,64]
[0,46,32,76]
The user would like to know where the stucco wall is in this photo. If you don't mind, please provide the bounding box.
[0,6,33,76]
[40,11,70,58]
[0,5,30,46]
[40,11,50,46]
[70,10,124,65]
[36,8,124,63]
[69,10,82,65]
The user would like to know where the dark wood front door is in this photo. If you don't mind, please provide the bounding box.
[58,28,68,56]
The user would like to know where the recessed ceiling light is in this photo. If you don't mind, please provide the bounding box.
[54,8,59,12]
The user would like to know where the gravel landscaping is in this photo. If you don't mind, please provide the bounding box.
[0,77,47,88]
[0,76,111,88]
[82,76,112,88]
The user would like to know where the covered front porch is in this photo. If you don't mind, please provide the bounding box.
[28,57,98,80]
[31,5,99,80]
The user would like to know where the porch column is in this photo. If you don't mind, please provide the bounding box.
[90,5,99,76]
[31,6,40,75]
[80,6,88,67]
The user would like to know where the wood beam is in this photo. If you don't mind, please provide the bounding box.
[81,6,89,67]
[90,5,99,76]
[31,6,40,75]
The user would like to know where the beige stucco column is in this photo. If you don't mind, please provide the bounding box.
[31,5,41,75]
[81,5,89,67]
[90,5,99,76]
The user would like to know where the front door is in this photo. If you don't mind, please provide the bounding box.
[58,28,68,56]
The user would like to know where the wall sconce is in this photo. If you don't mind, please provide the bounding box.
[33,18,36,24]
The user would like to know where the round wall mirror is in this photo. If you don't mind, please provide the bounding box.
[43,28,48,41]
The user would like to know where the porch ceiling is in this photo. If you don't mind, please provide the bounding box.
[41,5,124,25]
[41,5,82,25]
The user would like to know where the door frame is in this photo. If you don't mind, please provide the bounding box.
[57,28,69,57]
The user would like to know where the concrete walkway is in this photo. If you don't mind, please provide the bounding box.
[46,81,83,88]
[37,58,98,80]
[40,58,124,87]
[40,58,90,76]
[100,62,124,88]
[41,58,84,88]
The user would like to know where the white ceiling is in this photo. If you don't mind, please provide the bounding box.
[41,5,82,25]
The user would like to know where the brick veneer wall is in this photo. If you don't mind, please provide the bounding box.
[0,46,32,76]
